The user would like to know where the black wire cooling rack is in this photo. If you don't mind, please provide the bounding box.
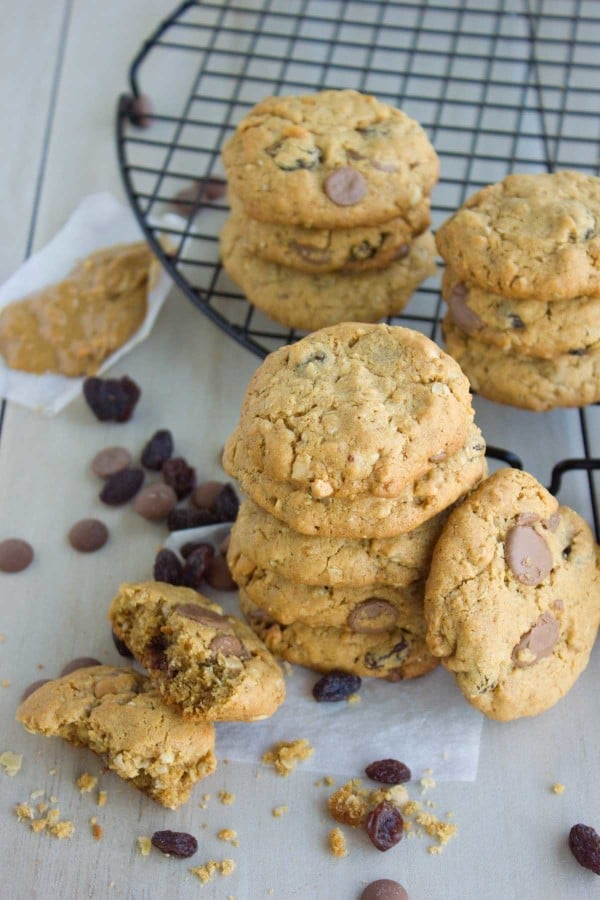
[116,0,600,533]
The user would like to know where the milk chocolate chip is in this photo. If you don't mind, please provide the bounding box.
[209,634,250,659]
[134,483,178,521]
[512,611,559,666]
[505,524,553,585]
[447,285,484,333]
[348,599,399,633]
[324,166,366,206]
[0,539,34,573]
[174,604,231,630]
[91,446,132,478]
[361,880,409,900]
[68,519,108,553]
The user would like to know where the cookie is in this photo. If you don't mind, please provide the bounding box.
[228,498,448,588]
[228,189,431,273]
[223,422,487,538]
[435,171,600,301]
[220,219,437,330]
[109,581,285,722]
[16,665,216,808]
[424,468,600,720]
[222,89,439,228]
[240,591,438,681]
[443,317,600,410]
[443,265,600,358]
[223,322,474,499]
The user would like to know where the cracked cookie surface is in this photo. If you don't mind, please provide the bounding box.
[222,89,439,228]
[109,581,285,722]
[424,468,600,720]
[16,665,216,808]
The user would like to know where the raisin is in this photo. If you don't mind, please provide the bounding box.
[112,630,133,658]
[569,823,600,875]
[153,548,183,585]
[365,759,411,785]
[180,540,215,561]
[162,457,196,499]
[214,484,240,522]
[366,800,404,851]
[312,670,361,702]
[508,313,525,329]
[141,429,173,470]
[151,829,198,858]
[181,546,213,589]
[167,507,220,532]
[99,468,144,505]
[145,634,169,671]
[83,375,141,422]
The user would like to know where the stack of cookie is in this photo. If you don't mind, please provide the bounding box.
[220,89,440,331]
[435,170,600,411]
[223,321,488,681]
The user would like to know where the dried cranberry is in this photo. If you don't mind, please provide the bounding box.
[167,507,220,532]
[153,548,183,585]
[365,759,412,785]
[162,457,196,499]
[99,468,144,505]
[181,546,213,589]
[112,630,133,658]
[366,800,404,851]
[312,670,361,702]
[214,484,239,522]
[141,430,173,470]
[180,540,215,561]
[569,823,600,875]
[83,375,140,422]
[151,829,197,858]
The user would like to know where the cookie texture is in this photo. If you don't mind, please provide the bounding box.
[435,171,600,301]
[443,317,600,410]
[228,499,447,587]
[16,666,216,808]
[109,581,285,722]
[240,591,438,681]
[424,469,600,720]
[222,89,439,228]
[223,323,474,499]
[221,220,437,330]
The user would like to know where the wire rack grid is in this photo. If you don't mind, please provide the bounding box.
[116,0,600,534]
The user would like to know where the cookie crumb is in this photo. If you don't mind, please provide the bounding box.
[14,802,34,821]
[1,679,11,688]
[552,782,565,794]
[218,829,237,842]
[77,772,98,793]
[329,827,347,858]
[30,788,45,800]
[97,790,107,807]
[420,775,436,794]
[137,836,152,856]
[272,805,288,818]
[262,739,314,776]
[0,751,22,776]
[328,779,370,827]
[189,859,236,883]
[218,790,235,805]
[91,822,103,841]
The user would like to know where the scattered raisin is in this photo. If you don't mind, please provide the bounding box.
[180,540,215,561]
[162,457,196,499]
[83,375,141,422]
[181,546,213,590]
[365,759,411,785]
[112,630,133,658]
[166,507,220,532]
[151,829,197,858]
[141,429,173,470]
[312,670,362,702]
[99,468,144,505]
[569,823,600,875]
[214,484,240,522]
[153,548,183,585]
[366,800,404,852]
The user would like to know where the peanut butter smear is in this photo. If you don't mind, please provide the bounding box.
[0,241,159,376]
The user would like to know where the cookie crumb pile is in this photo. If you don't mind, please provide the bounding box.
[224,321,487,678]
[219,89,439,330]
[436,171,600,410]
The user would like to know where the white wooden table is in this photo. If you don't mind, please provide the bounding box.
[1,2,599,898]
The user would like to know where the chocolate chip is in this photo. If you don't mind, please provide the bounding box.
[141,430,173,470]
[134,483,178,521]
[99,468,144,505]
[505,524,553,585]
[205,554,237,590]
[151,829,198,858]
[508,313,525,329]
[209,633,250,659]
[144,634,169,670]
[162,457,196,499]
[347,599,399,634]
[191,481,225,511]
[312,670,361,702]
[324,166,366,206]
[365,759,411,785]
[447,287,484,333]
[91,447,132,478]
[68,519,109,553]
[366,800,404,851]
[167,507,220,532]
[60,657,102,676]
[569,823,600,875]
[174,604,230,629]
[0,539,34,573]
[153,548,183,586]
[512,611,559,667]
[112,630,133,658]
[83,375,141,422]
[361,880,409,900]
[291,242,332,265]
[20,679,51,702]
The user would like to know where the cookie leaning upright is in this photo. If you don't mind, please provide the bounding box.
[424,468,600,720]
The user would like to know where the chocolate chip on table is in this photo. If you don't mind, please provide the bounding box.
[0,538,34,573]
[191,480,225,511]
[324,166,367,206]
[60,657,102,676]
[312,670,361,702]
[112,629,133,658]
[180,540,215,561]
[141,430,173,471]
[99,468,144,505]
[153,548,183,586]
[162,457,196,499]
[167,507,220,532]
[91,446,132,478]
[366,800,404,851]
[365,759,411,785]
[361,879,409,900]
[83,375,141,423]
[181,546,214,590]
[68,519,109,553]
[204,554,237,591]
[151,830,198,858]
[21,679,51,702]
[569,823,600,875]
[133,483,178,521]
